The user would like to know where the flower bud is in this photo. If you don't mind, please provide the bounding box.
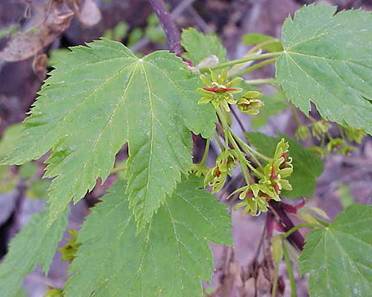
[343,126,366,144]
[243,90,262,99]
[327,138,344,152]
[295,125,309,141]
[237,98,264,115]
[312,120,330,140]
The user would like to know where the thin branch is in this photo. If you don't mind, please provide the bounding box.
[132,0,196,52]
[269,201,305,251]
[283,241,298,297]
[206,52,281,72]
[230,106,246,132]
[187,6,211,32]
[147,0,182,55]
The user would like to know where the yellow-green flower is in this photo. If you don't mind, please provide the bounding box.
[236,184,270,215]
[308,145,326,157]
[343,126,366,144]
[311,120,330,140]
[327,138,355,155]
[190,163,209,177]
[59,229,80,262]
[204,149,238,192]
[237,91,264,115]
[258,139,293,199]
[198,70,242,111]
[295,125,310,141]
[234,139,293,216]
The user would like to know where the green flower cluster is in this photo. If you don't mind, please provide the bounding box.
[204,149,238,192]
[312,120,330,140]
[326,138,354,155]
[236,139,293,215]
[198,70,242,111]
[296,120,366,156]
[343,126,365,144]
[59,229,80,263]
[198,70,265,116]
[190,162,209,177]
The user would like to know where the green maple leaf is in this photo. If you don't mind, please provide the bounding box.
[65,177,231,297]
[247,132,323,198]
[300,204,372,297]
[0,209,68,297]
[0,39,216,227]
[276,4,372,134]
[181,28,227,65]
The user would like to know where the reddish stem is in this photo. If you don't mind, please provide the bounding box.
[147,0,182,55]
[269,201,305,250]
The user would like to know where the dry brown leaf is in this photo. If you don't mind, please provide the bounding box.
[0,0,74,62]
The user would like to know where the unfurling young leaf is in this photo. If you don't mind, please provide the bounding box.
[181,28,227,65]
[276,4,372,134]
[0,39,216,228]
[65,177,231,297]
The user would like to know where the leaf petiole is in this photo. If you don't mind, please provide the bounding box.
[199,139,210,165]
[245,78,276,85]
[247,38,282,54]
[233,58,276,77]
[216,107,252,184]
[233,133,271,163]
[283,241,297,297]
[282,223,317,239]
[203,51,282,72]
